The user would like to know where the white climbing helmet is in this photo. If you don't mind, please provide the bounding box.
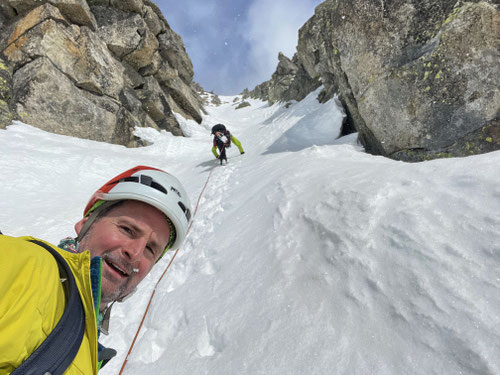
[81,166,192,255]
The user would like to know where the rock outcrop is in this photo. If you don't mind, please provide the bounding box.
[249,0,500,161]
[0,0,204,146]
[235,101,250,110]
[0,56,18,128]
[247,81,270,102]
[248,52,321,105]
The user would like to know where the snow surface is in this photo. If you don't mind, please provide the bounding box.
[1,88,499,375]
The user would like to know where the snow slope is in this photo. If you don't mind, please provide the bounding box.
[0,89,499,375]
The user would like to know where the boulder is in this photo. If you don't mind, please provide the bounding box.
[124,26,158,71]
[110,0,143,15]
[136,76,169,121]
[249,80,271,102]
[259,0,500,160]
[267,52,299,103]
[266,52,321,104]
[92,6,142,58]
[6,0,97,29]
[74,27,126,98]
[0,57,18,128]
[144,0,171,31]
[211,94,221,106]
[163,76,203,123]
[326,0,499,158]
[158,30,194,84]
[0,3,17,20]
[155,62,202,123]
[13,57,123,142]
[113,106,144,146]
[143,5,164,35]
[235,101,251,110]
[4,6,76,73]
[0,0,204,145]
[119,87,159,131]
[138,50,162,76]
[135,76,183,135]
[86,0,109,6]
[4,5,125,99]
[121,60,145,88]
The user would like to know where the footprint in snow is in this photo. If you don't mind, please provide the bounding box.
[196,316,224,357]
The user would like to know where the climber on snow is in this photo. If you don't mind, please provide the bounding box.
[211,124,244,164]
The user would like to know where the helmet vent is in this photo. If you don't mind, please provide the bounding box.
[178,201,191,222]
[112,175,168,195]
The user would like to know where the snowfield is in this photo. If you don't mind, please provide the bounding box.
[1,88,499,375]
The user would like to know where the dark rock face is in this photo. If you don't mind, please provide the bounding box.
[0,56,18,128]
[267,52,321,104]
[0,0,204,146]
[235,101,250,110]
[249,0,500,160]
[248,80,271,102]
[248,52,321,105]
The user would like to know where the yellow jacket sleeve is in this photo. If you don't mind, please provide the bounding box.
[212,146,219,158]
[231,135,244,153]
[0,236,98,374]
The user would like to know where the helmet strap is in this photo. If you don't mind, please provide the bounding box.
[76,201,120,243]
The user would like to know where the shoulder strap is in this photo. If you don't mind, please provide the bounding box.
[12,240,86,375]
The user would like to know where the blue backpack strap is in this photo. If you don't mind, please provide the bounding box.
[12,240,86,375]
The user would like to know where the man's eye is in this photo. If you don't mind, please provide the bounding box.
[146,246,155,255]
[120,226,133,235]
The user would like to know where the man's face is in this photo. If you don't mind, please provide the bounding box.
[75,200,171,309]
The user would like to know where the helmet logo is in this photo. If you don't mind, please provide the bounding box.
[170,186,181,198]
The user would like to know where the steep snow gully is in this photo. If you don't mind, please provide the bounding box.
[0,88,499,375]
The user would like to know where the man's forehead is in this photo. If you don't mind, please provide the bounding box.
[106,201,170,234]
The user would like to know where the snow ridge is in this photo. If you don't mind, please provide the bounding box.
[0,89,498,375]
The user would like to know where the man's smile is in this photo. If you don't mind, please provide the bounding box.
[103,257,132,279]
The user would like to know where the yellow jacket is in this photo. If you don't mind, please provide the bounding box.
[212,133,244,158]
[0,235,98,374]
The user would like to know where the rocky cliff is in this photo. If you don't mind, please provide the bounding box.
[248,0,500,161]
[0,0,204,146]
[246,52,321,105]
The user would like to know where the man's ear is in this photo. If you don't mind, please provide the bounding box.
[75,216,89,236]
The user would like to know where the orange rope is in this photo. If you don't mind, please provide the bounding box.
[118,164,217,374]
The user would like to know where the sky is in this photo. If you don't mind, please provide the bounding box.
[1,90,499,374]
[155,0,323,95]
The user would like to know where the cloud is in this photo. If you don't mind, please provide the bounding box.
[161,2,216,28]
[242,0,321,90]
[156,0,320,95]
